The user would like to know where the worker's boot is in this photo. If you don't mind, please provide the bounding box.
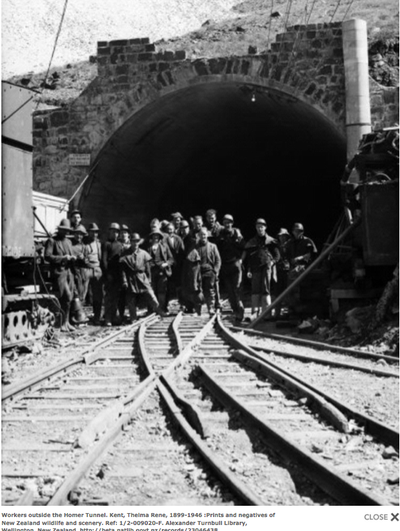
[261,295,272,320]
[235,302,245,322]
[71,298,88,325]
[92,301,102,325]
[250,295,260,321]
[61,302,75,332]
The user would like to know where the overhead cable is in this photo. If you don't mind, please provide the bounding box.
[271,0,295,79]
[266,0,275,51]
[35,0,69,112]
[293,0,356,92]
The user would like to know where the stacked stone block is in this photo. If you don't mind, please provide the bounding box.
[31,23,398,199]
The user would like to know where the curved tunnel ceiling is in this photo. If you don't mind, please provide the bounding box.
[80,81,347,245]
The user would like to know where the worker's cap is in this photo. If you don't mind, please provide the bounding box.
[149,229,163,239]
[88,222,100,232]
[171,212,183,219]
[277,228,290,236]
[180,220,190,228]
[109,222,121,231]
[160,220,170,231]
[120,224,130,232]
[74,224,88,236]
[131,233,142,241]
[57,218,71,231]
[70,209,81,216]
[292,222,304,232]
[255,218,267,226]
[223,214,234,223]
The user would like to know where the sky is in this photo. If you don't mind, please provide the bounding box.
[2,0,241,77]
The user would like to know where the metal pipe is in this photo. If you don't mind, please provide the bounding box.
[249,217,361,328]
[33,207,51,238]
[342,18,372,167]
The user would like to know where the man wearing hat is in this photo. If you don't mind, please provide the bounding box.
[85,223,103,325]
[181,247,203,315]
[147,228,175,313]
[170,212,183,232]
[178,220,198,311]
[69,209,82,231]
[119,224,131,251]
[118,224,132,322]
[120,233,166,320]
[242,218,280,320]
[45,218,77,332]
[195,227,221,316]
[102,223,123,326]
[178,220,196,255]
[285,223,317,314]
[205,209,222,243]
[164,222,185,302]
[217,214,245,321]
[274,228,291,319]
[204,209,222,309]
[191,215,204,241]
[70,225,90,325]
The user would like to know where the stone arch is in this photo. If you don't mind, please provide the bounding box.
[33,22,364,241]
[85,70,346,165]
[77,75,347,244]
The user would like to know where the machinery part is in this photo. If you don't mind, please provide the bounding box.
[249,218,361,327]
[2,294,59,349]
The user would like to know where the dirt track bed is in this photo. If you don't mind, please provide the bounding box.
[234,333,399,431]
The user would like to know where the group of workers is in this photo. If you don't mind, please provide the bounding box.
[44,208,317,331]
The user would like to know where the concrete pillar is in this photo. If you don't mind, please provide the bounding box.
[342,19,371,167]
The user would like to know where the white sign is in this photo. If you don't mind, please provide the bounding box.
[69,153,91,166]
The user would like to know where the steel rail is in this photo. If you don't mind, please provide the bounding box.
[197,364,390,506]
[220,317,399,448]
[48,312,242,506]
[2,313,157,401]
[48,314,162,504]
[162,313,217,378]
[46,312,214,505]
[157,379,265,506]
[137,315,159,376]
[248,343,399,378]
[232,325,399,364]
[172,310,184,353]
[48,374,157,505]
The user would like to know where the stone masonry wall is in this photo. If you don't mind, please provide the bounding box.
[32,22,397,200]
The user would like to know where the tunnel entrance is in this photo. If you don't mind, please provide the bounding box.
[80,81,347,246]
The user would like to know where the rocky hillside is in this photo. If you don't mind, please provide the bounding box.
[5,0,399,106]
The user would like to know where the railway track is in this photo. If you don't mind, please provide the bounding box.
[228,325,399,430]
[2,311,398,506]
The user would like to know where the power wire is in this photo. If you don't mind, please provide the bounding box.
[271,0,295,80]
[2,96,34,125]
[285,0,315,82]
[266,0,275,52]
[34,0,69,112]
[330,0,343,22]
[2,0,69,122]
[293,0,355,93]
[306,0,318,25]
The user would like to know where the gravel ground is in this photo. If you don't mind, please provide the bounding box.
[231,328,399,430]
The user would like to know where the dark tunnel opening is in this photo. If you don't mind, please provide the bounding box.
[80,82,347,247]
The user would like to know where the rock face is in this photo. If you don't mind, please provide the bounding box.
[4,0,399,85]
[2,0,239,77]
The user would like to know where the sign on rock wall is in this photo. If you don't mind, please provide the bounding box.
[69,154,91,166]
